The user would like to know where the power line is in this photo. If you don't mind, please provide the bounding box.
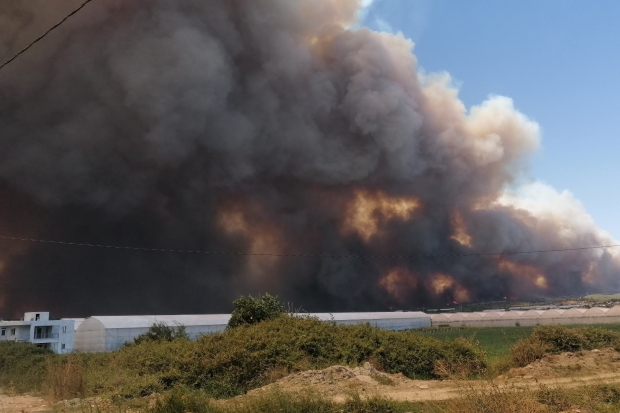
[0,234,618,259]
[0,0,94,71]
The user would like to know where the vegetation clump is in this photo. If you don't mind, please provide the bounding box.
[227,294,286,329]
[148,390,410,413]
[510,325,620,367]
[111,315,486,398]
[131,322,189,345]
[532,326,620,352]
[0,341,52,392]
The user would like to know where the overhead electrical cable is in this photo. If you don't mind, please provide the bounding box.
[0,234,618,259]
[0,0,95,71]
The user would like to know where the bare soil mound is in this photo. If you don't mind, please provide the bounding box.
[249,362,458,402]
[248,350,620,403]
[503,348,620,380]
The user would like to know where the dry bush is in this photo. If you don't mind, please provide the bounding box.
[433,358,482,380]
[148,389,425,413]
[508,326,620,369]
[433,338,487,379]
[442,383,544,413]
[262,365,290,384]
[45,354,85,401]
[509,338,550,367]
[370,373,395,386]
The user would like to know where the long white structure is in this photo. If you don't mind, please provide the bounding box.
[73,312,431,352]
[429,307,620,327]
[74,314,231,352]
[0,312,75,354]
[19,307,620,354]
[309,312,430,330]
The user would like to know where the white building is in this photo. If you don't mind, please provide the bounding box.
[74,312,432,353]
[0,312,75,354]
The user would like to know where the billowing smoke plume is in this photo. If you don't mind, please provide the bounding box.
[0,0,617,317]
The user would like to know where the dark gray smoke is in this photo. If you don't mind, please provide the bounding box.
[0,0,617,318]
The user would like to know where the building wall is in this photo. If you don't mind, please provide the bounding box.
[106,327,150,351]
[73,318,107,353]
[0,324,29,341]
[24,312,50,322]
[0,315,74,354]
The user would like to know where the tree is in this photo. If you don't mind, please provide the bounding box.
[227,294,286,329]
[132,322,189,345]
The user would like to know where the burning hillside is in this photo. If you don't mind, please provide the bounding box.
[0,0,618,317]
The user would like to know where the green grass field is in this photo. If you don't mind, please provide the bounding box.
[585,293,620,303]
[419,323,620,364]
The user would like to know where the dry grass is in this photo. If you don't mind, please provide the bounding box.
[510,338,550,367]
[45,354,85,401]
[7,323,620,412]
[142,382,620,413]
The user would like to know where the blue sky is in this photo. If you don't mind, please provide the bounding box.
[361,0,620,240]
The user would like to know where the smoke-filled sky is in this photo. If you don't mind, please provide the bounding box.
[0,0,618,318]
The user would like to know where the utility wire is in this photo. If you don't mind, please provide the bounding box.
[0,234,619,259]
[0,0,94,71]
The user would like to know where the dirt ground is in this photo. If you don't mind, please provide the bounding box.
[4,349,620,411]
[0,391,50,413]
[248,349,620,403]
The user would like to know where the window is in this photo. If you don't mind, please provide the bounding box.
[62,326,67,334]
[61,344,66,350]
[1,328,5,336]
[35,313,40,321]
[10,328,15,336]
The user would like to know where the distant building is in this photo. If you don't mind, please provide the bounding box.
[0,312,75,354]
[429,306,620,328]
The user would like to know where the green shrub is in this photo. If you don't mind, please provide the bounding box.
[0,341,54,392]
[180,316,485,396]
[531,326,620,353]
[131,322,189,345]
[227,294,286,329]
[509,326,620,368]
[90,315,486,399]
